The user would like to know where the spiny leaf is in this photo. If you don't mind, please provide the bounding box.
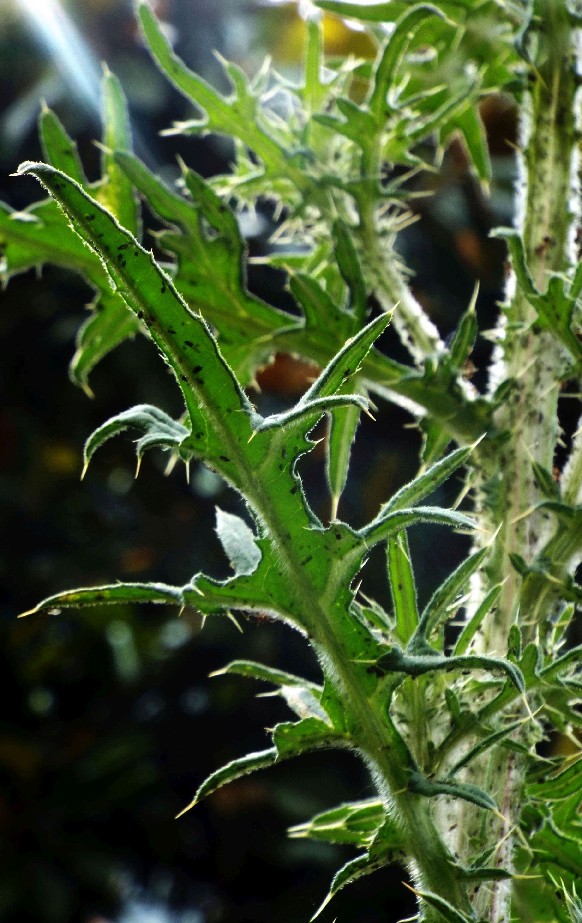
[310,852,388,920]
[138,3,288,176]
[446,719,524,776]
[310,815,406,919]
[114,150,296,384]
[82,404,188,476]
[70,290,140,392]
[446,288,479,370]
[299,313,390,404]
[17,162,259,490]
[19,582,184,617]
[327,391,363,520]
[360,505,475,548]
[289,799,387,848]
[377,444,473,516]
[212,659,321,693]
[387,530,419,645]
[411,547,488,646]
[272,717,344,758]
[529,758,582,802]
[410,887,475,923]
[176,749,278,818]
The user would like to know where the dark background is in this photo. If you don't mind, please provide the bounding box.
[0,2,514,921]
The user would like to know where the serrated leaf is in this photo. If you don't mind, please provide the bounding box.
[115,150,296,384]
[215,508,261,577]
[17,163,259,490]
[70,290,141,391]
[82,403,188,475]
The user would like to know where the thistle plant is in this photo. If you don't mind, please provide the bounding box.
[2,1,582,921]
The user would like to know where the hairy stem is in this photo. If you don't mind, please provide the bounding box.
[451,2,581,919]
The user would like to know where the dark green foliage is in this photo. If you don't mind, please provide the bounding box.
[4,3,582,922]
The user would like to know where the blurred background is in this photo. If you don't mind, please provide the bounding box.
[0,1,516,921]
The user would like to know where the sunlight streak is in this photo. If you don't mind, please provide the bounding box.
[18,0,102,116]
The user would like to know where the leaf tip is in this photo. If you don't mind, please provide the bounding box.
[175,799,197,820]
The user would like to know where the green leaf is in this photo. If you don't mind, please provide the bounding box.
[300,313,390,404]
[39,105,87,187]
[310,814,407,919]
[115,150,296,384]
[70,290,140,392]
[138,3,288,176]
[310,852,388,920]
[289,799,387,848]
[333,220,367,325]
[376,643,525,692]
[532,462,561,500]
[213,659,321,693]
[411,547,488,646]
[378,444,473,516]
[387,531,419,645]
[446,719,523,776]
[17,163,258,489]
[450,105,491,184]
[272,717,343,758]
[529,758,582,802]
[215,508,261,577]
[368,5,446,119]
[413,888,474,923]
[453,583,503,655]
[97,67,139,235]
[327,392,363,520]
[408,770,497,811]
[446,288,479,370]
[19,582,184,617]
[82,404,189,476]
[360,506,475,548]
[176,748,278,818]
